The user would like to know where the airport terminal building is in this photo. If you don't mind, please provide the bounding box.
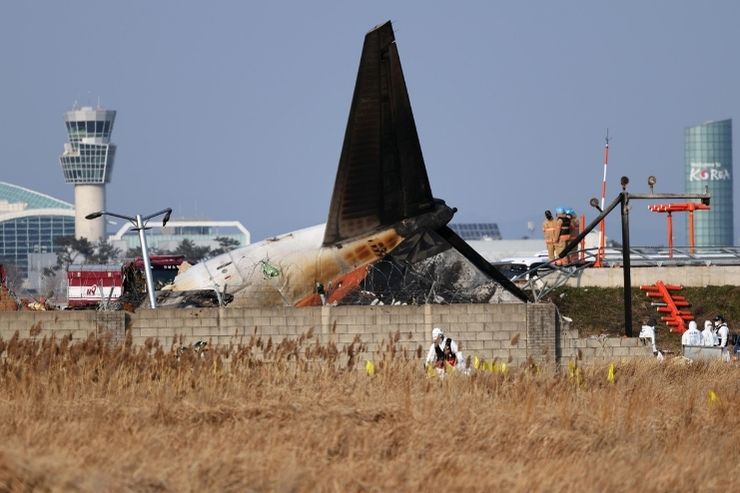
[109,219,250,254]
[0,182,75,277]
[685,119,733,246]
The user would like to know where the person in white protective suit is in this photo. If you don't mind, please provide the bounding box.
[425,327,465,370]
[701,320,716,347]
[681,320,702,347]
[638,318,658,354]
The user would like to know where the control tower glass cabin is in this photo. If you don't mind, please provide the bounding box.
[59,107,116,241]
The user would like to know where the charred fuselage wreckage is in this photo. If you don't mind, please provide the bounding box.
[160,21,528,308]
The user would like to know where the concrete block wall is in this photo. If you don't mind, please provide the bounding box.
[127,304,542,367]
[566,265,740,288]
[129,306,325,351]
[0,303,653,366]
[0,311,125,342]
[559,323,654,363]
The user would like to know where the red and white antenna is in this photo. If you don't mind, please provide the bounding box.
[595,130,609,267]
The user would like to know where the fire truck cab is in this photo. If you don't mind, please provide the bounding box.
[67,255,184,309]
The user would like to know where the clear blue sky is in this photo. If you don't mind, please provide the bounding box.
[1,1,738,245]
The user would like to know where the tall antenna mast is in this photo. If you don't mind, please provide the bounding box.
[595,129,610,267]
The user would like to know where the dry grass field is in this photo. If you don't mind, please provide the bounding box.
[0,331,737,492]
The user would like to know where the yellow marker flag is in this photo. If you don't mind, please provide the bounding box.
[708,390,719,405]
[500,362,508,375]
[607,363,615,384]
[365,360,375,376]
[568,360,581,385]
[473,355,481,370]
[427,364,437,378]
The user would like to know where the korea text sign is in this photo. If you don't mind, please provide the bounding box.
[689,162,731,182]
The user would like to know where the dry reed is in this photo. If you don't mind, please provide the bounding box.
[0,330,737,492]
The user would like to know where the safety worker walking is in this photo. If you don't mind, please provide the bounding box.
[542,210,559,261]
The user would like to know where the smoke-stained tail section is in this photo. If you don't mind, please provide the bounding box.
[323,20,529,303]
[323,21,435,246]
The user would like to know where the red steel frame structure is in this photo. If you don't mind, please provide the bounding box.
[648,202,710,257]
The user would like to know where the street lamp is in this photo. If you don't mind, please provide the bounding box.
[85,208,172,309]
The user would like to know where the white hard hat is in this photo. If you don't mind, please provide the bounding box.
[688,321,697,331]
[704,320,713,330]
[432,327,444,339]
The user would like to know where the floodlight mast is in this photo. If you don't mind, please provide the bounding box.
[85,208,172,309]
[560,179,709,337]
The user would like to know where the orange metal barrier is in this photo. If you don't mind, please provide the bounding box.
[640,280,694,333]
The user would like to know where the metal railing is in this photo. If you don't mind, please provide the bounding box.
[597,245,740,267]
[508,246,740,303]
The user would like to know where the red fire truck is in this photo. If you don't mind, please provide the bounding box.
[67,255,184,308]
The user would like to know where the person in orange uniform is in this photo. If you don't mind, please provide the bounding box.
[554,207,571,265]
[566,208,580,263]
[542,210,559,260]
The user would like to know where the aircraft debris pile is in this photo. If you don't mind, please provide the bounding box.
[341,251,519,306]
[156,290,233,308]
[0,265,55,311]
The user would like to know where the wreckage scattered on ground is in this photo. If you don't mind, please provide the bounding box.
[159,21,528,308]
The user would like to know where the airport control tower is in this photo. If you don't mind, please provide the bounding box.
[59,106,116,241]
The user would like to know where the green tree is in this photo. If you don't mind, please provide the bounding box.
[209,236,241,257]
[124,247,142,259]
[43,236,122,277]
[53,236,94,270]
[173,239,211,263]
[88,239,122,264]
[124,245,164,259]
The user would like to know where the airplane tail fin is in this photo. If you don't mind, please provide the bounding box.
[323,21,529,303]
[323,21,435,246]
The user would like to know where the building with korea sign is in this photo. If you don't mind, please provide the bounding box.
[684,119,733,246]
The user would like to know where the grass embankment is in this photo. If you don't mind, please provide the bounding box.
[549,285,740,354]
[0,333,737,492]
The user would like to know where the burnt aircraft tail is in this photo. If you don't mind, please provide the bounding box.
[324,21,528,303]
[323,21,435,246]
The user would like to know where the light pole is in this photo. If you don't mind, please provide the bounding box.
[85,208,172,309]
